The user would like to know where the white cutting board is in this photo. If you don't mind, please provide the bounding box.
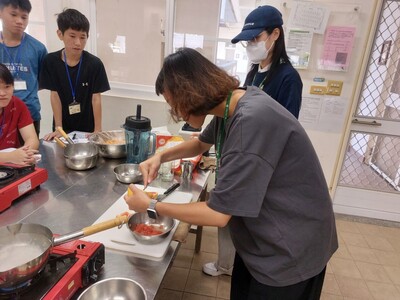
[83,185,192,260]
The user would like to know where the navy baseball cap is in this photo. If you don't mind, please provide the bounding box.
[231,5,283,44]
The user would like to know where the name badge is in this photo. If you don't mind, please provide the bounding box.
[14,80,27,90]
[69,102,81,115]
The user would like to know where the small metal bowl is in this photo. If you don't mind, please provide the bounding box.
[127,213,175,244]
[113,163,143,184]
[88,130,126,159]
[77,277,147,300]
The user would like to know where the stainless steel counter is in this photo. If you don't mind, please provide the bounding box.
[0,141,210,300]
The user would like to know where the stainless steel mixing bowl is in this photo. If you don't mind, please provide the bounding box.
[88,130,126,159]
[127,212,175,244]
[64,143,99,171]
[77,277,147,300]
[113,163,143,184]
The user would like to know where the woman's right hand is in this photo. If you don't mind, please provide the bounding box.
[9,146,38,165]
[42,131,61,141]
[139,154,162,189]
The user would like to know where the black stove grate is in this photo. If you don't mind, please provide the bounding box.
[0,252,77,300]
[0,165,35,188]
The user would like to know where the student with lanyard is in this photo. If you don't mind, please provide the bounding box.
[202,4,304,278]
[40,8,110,140]
[125,47,337,300]
[0,0,47,137]
[0,63,38,165]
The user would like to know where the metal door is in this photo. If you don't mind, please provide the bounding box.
[333,0,400,221]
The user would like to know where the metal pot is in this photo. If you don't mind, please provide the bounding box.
[77,277,147,300]
[88,130,126,159]
[64,143,99,170]
[0,215,129,289]
[127,212,175,245]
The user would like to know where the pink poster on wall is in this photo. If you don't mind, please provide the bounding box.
[319,26,356,71]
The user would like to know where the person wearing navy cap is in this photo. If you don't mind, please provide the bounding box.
[233,5,302,118]
[203,5,304,279]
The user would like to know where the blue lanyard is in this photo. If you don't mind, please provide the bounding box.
[63,50,83,103]
[215,91,232,179]
[1,32,25,78]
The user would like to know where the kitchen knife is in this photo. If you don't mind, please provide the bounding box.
[156,182,180,201]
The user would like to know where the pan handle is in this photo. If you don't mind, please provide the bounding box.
[82,214,129,236]
[56,126,74,144]
[53,214,130,246]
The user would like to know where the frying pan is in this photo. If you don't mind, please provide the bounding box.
[0,214,129,289]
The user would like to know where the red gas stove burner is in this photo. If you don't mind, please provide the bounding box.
[44,240,105,300]
[0,164,48,212]
[0,240,105,300]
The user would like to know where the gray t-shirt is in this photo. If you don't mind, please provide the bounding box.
[200,86,338,286]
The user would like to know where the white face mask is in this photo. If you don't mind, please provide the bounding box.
[246,38,274,64]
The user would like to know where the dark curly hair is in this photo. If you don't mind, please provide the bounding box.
[156,48,240,122]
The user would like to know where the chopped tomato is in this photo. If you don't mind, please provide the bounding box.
[134,223,164,236]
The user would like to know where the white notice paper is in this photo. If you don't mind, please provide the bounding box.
[287,3,330,34]
[286,29,313,69]
[299,96,347,133]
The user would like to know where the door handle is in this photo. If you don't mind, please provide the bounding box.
[352,119,382,126]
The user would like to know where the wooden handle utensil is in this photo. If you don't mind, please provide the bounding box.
[82,214,130,236]
[54,137,67,148]
[56,126,74,144]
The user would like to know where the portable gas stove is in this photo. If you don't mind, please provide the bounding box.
[0,240,105,300]
[0,164,48,212]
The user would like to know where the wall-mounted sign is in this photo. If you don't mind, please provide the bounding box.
[318,26,356,72]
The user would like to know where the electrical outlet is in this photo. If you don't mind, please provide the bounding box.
[310,86,327,95]
[326,80,343,96]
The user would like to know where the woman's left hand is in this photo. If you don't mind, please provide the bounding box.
[124,184,152,212]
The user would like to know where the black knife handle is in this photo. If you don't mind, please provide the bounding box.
[164,182,180,195]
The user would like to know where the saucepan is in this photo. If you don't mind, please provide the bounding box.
[63,143,99,170]
[0,214,129,289]
[55,127,99,171]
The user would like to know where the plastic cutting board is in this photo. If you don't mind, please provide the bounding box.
[83,184,192,260]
